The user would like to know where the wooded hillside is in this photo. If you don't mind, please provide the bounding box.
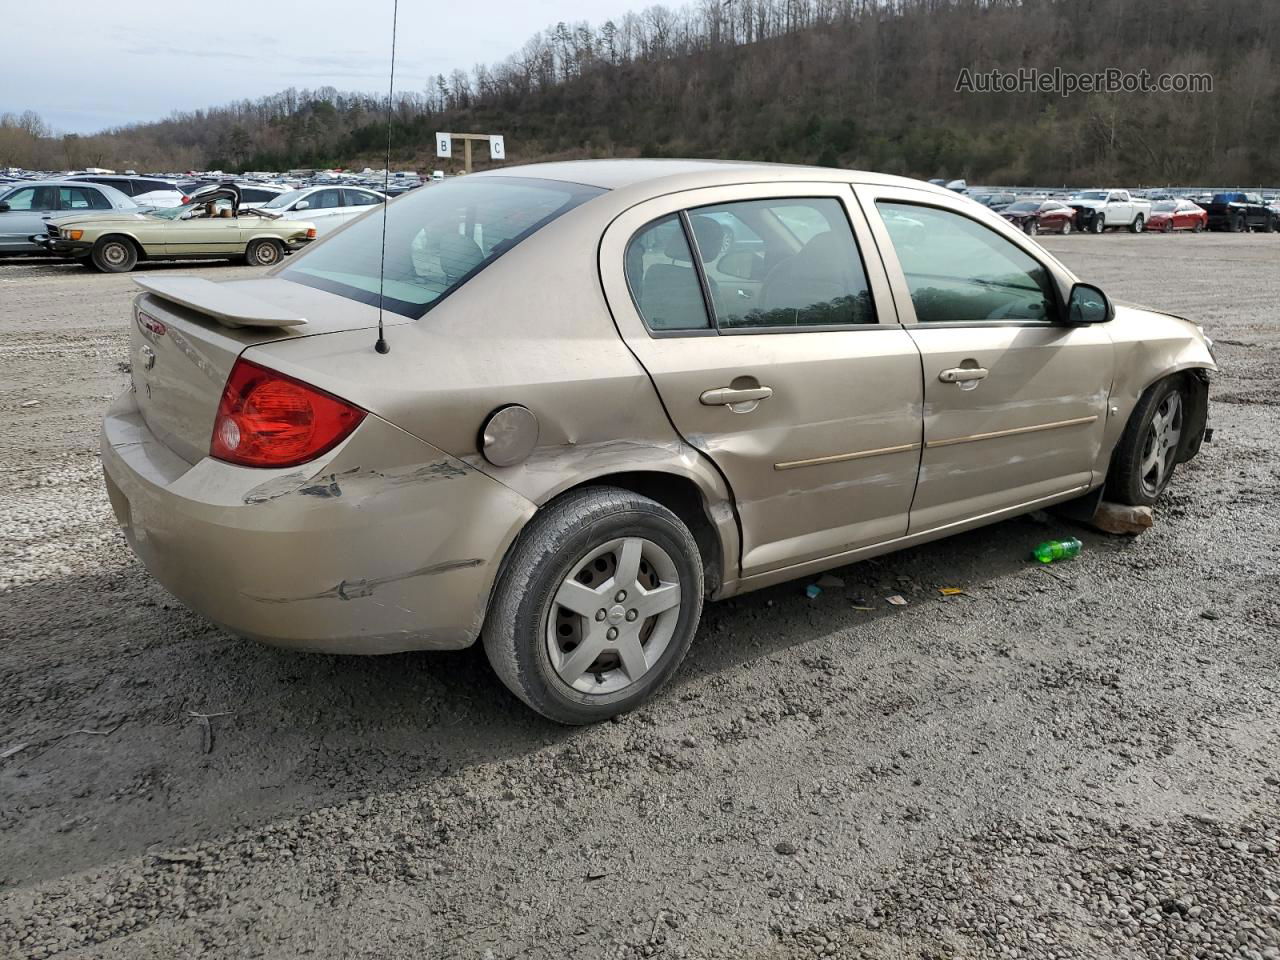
[3,0,1278,185]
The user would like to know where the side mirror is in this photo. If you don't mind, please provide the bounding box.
[1066,282,1113,324]
[0,201,9,212]
[294,200,310,211]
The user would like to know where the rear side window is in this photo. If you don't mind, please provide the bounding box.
[693,197,875,329]
[625,215,711,332]
[284,176,604,319]
[59,186,111,210]
[345,190,381,206]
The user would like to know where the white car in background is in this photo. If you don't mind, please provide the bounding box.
[256,185,385,235]
[66,174,187,208]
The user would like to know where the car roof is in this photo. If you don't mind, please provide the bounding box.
[470,158,955,197]
[2,178,134,198]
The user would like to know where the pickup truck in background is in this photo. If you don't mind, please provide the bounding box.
[1205,192,1278,233]
[1067,190,1154,234]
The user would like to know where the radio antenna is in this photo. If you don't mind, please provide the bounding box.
[374,0,400,355]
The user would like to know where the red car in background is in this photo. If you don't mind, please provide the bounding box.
[1000,199,1076,235]
[1148,199,1208,233]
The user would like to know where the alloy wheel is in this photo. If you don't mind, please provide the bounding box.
[546,536,682,695]
[1139,391,1183,497]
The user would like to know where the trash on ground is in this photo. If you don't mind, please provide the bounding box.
[20,399,39,408]
[0,742,30,760]
[886,594,908,606]
[1089,501,1154,536]
[1032,537,1082,564]
[816,573,844,588]
[938,587,965,596]
[805,584,822,599]
[850,596,873,610]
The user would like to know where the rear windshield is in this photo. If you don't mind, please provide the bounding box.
[1212,193,1244,204]
[283,176,604,318]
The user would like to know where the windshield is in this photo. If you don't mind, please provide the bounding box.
[1072,191,1108,201]
[1153,201,1177,212]
[283,176,604,319]
[1006,201,1039,212]
[262,189,306,209]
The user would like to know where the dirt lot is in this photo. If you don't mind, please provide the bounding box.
[1,235,1278,960]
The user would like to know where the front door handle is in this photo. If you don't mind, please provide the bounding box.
[939,367,989,384]
[700,385,774,406]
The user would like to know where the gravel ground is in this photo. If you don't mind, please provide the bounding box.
[1,235,1277,960]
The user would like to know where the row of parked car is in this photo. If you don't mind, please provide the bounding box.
[0,177,406,272]
[970,188,1280,236]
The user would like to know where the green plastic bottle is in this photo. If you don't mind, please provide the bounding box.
[1032,537,1082,564]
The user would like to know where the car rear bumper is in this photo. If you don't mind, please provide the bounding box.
[100,389,536,653]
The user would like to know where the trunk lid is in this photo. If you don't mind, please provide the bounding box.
[128,275,409,465]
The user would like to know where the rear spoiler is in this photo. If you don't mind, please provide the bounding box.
[133,276,307,329]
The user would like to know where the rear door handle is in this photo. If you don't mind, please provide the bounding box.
[700,385,774,406]
[939,367,989,383]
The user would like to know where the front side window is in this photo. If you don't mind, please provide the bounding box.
[625,215,711,332]
[312,189,344,209]
[877,201,1056,324]
[4,187,46,210]
[284,176,603,319]
[689,197,874,329]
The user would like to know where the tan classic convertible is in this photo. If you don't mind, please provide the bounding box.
[101,160,1216,723]
[35,184,316,272]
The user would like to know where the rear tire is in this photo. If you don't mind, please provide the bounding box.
[1107,377,1188,507]
[245,238,283,267]
[1193,221,1204,233]
[484,487,704,725]
[1129,215,1144,234]
[90,236,138,273]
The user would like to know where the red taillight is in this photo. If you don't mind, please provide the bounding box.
[210,359,365,468]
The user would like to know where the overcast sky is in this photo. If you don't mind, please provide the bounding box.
[0,0,631,134]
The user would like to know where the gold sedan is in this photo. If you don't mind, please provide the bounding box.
[99,161,1216,723]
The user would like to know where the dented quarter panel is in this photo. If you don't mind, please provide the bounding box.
[101,389,534,652]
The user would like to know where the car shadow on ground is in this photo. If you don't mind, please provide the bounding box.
[0,508,1109,883]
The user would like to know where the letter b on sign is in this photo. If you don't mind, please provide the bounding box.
[435,133,452,158]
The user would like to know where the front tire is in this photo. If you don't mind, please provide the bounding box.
[1061,219,1072,235]
[484,487,704,725]
[1091,213,1106,234]
[1232,213,1246,233]
[1025,219,1039,236]
[1107,377,1188,507]
[1265,215,1276,234]
[1162,219,1174,233]
[90,237,138,273]
[245,238,283,267]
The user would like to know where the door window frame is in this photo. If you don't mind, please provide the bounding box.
[610,182,896,340]
[851,183,1076,330]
